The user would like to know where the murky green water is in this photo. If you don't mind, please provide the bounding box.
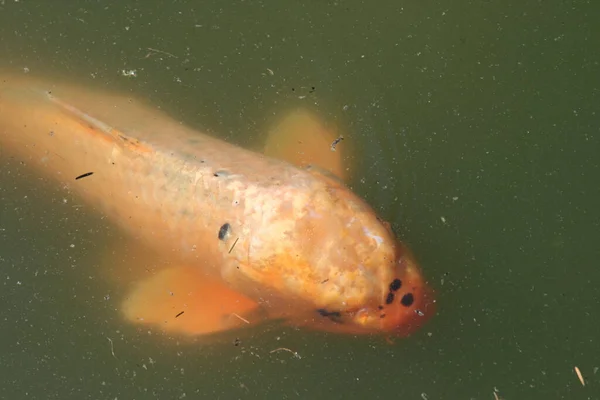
[1,1,599,399]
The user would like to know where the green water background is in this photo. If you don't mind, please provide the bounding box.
[1,0,599,399]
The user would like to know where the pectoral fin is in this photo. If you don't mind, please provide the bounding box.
[263,108,352,182]
[121,266,261,336]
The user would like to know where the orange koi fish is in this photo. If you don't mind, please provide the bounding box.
[0,73,435,338]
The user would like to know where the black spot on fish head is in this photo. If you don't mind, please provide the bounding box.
[385,292,395,305]
[400,292,414,307]
[389,278,402,292]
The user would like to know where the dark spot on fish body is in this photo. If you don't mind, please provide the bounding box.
[218,223,231,240]
[385,292,395,305]
[400,293,414,307]
[389,279,402,292]
[178,208,192,217]
[175,311,184,318]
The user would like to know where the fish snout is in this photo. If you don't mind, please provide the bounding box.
[352,249,436,336]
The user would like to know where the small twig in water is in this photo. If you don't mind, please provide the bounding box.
[75,172,94,180]
[330,136,344,151]
[106,337,117,359]
[144,47,178,59]
[231,313,250,324]
[228,237,239,254]
[575,366,585,386]
[270,347,301,359]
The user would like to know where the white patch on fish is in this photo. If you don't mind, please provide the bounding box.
[362,227,383,245]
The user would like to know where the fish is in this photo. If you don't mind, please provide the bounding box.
[0,72,435,338]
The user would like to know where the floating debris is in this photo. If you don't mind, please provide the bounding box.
[75,172,94,180]
[175,311,184,318]
[270,347,301,359]
[121,69,137,78]
[144,47,177,59]
[330,136,344,152]
[106,337,117,359]
[231,313,250,324]
[574,366,585,386]
[228,237,239,253]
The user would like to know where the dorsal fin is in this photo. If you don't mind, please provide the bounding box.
[263,108,352,183]
[46,91,153,154]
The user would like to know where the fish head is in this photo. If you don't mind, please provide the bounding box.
[243,169,436,336]
[305,176,436,336]
[347,239,437,336]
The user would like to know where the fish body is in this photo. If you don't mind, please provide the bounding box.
[0,73,434,336]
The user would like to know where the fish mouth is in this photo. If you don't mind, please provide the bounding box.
[345,286,435,336]
[298,238,436,336]
[310,278,436,336]
[332,253,436,336]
